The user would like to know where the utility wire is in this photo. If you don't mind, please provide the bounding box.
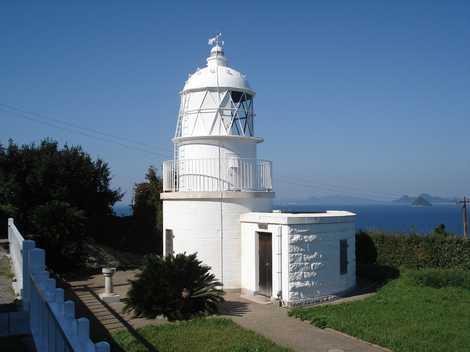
[0,105,171,158]
[0,102,173,153]
[1,102,404,200]
[275,178,398,201]
[275,175,402,200]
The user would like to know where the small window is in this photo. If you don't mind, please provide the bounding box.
[165,229,174,256]
[340,239,348,275]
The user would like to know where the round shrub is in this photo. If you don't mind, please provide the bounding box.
[123,253,224,321]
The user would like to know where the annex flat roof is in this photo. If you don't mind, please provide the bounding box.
[240,211,356,225]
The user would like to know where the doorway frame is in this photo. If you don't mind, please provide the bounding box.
[256,231,273,297]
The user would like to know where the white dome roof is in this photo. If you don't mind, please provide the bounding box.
[182,42,255,95]
[183,66,254,94]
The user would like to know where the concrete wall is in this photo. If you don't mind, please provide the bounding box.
[175,138,264,193]
[179,138,257,160]
[240,211,356,305]
[287,222,356,303]
[163,195,272,289]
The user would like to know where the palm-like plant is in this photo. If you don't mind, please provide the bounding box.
[123,253,224,321]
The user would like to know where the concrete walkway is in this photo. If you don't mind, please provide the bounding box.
[220,293,388,352]
[0,247,16,310]
[64,270,388,352]
[0,244,36,352]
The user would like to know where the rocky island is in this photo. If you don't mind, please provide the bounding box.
[412,196,432,207]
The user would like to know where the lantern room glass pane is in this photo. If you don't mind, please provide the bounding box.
[229,91,254,136]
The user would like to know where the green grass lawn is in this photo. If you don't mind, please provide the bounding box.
[289,273,470,352]
[112,318,291,352]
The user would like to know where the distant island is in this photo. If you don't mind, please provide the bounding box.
[412,196,432,207]
[277,195,383,205]
[394,193,456,204]
[275,192,457,206]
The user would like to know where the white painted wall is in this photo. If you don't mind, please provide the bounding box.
[175,138,263,192]
[240,211,356,305]
[178,138,257,160]
[163,196,272,289]
[287,222,356,303]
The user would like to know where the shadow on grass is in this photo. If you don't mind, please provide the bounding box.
[60,278,159,352]
[357,264,400,286]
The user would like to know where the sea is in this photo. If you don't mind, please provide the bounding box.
[275,203,463,236]
[113,203,464,237]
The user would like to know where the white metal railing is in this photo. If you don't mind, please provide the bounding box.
[8,218,24,296]
[163,158,272,192]
[7,218,110,352]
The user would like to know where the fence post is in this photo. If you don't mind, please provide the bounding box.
[31,248,47,351]
[54,288,65,351]
[30,248,45,274]
[22,240,35,310]
[29,249,45,341]
[37,270,49,351]
[55,288,64,315]
[8,218,13,243]
[64,300,77,347]
[95,341,111,352]
[77,317,93,351]
[45,278,56,303]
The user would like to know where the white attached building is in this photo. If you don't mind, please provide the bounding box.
[162,35,356,305]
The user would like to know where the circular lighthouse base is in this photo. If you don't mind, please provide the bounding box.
[161,191,274,289]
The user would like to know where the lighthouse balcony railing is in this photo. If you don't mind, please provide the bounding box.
[162,158,272,192]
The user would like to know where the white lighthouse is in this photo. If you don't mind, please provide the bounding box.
[162,35,357,304]
[161,34,274,289]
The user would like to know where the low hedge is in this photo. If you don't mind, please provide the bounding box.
[408,269,470,290]
[356,230,470,271]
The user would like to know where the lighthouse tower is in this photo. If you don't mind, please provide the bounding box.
[161,34,274,289]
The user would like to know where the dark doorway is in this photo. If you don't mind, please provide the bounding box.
[258,232,272,297]
[165,229,173,256]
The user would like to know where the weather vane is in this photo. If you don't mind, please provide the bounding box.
[208,32,224,47]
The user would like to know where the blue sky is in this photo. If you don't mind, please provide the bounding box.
[1,1,469,203]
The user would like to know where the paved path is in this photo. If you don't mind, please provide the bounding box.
[220,293,388,352]
[65,270,388,352]
[65,270,165,333]
[0,247,16,310]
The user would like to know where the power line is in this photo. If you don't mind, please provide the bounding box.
[0,104,171,158]
[458,197,469,239]
[0,103,173,153]
[274,176,401,201]
[0,102,409,200]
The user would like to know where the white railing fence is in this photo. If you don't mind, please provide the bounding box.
[8,218,110,352]
[8,218,26,296]
[163,158,273,192]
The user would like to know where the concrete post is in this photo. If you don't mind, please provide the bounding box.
[104,268,113,295]
[99,268,120,303]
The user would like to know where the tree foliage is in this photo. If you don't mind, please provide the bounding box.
[123,253,224,321]
[126,166,163,254]
[431,224,449,238]
[0,139,122,271]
